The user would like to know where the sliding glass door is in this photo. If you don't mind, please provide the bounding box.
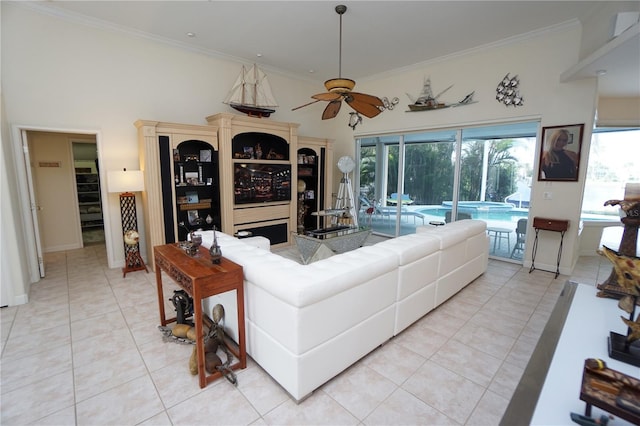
[357,121,538,261]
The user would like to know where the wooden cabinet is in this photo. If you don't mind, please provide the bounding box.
[136,120,219,269]
[206,113,299,247]
[172,141,221,241]
[137,114,332,262]
[297,136,333,232]
[75,172,103,229]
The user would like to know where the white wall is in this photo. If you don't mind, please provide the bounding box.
[1,2,338,276]
[2,3,603,304]
[1,94,33,306]
[333,24,598,274]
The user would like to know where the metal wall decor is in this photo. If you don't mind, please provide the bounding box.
[496,73,524,107]
[381,97,399,110]
[406,77,476,112]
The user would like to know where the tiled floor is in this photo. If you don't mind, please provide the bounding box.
[1,242,615,425]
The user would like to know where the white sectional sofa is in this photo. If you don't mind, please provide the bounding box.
[197,219,489,401]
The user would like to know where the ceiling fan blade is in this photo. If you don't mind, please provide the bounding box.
[292,99,322,111]
[349,92,384,107]
[312,92,342,101]
[322,100,342,120]
[346,93,384,118]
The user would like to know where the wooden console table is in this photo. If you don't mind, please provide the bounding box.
[530,217,569,278]
[154,243,246,388]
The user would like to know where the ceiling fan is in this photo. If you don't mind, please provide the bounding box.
[292,5,384,120]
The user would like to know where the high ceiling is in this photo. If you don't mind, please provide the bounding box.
[32,1,639,97]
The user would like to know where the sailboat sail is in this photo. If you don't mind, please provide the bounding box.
[224,65,278,117]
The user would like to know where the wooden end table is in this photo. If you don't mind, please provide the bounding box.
[530,217,569,278]
[154,243,246,388]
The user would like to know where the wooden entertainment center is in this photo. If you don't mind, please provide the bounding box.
[136,114,332,269]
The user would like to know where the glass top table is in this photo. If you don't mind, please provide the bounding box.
[293,226,372,264]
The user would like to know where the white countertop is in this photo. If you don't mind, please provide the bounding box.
[531,283,640,425]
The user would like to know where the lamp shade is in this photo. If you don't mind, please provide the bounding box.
[107,169,144,193]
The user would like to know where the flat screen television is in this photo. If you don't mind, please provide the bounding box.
[234,163,291,204]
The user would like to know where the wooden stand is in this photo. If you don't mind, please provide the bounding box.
[122,249,148,277]
[530,217,569,278]
[154,243,246,388]
[120,192,148,277]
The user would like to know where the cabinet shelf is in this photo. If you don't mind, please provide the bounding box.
[297,144,330,232]
[75,172,103,232]
[231,132,290,162]
[232,158,290,165]
[173,140,221,241]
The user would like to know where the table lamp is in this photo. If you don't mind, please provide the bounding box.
[107,168,148,277]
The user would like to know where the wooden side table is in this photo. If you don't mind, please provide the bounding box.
[530,217,569,278]
[154,243,246,388]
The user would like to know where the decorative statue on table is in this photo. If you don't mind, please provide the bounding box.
[595,183,640,366]
[598,183,640,300]
[209,226,222,264]
[598,245,640,365]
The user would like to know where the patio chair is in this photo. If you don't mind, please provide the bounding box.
[358,195,374,223]
[510,218,527,258]
[360,195,388,225]
[386,193,414,205]
[444,211,472,223]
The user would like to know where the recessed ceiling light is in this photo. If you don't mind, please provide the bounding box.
[256,53,263,57]
[596,69,607,76]
[186,32,196,38]
[309,70,315,73]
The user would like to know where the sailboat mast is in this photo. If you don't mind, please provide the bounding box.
[254,64,258,106]
[240,65,246,106]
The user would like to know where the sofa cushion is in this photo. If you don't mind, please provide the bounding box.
[273,245,397,307]
[417,223,467,249]
[375,232,440,265]
[416,219,487,250]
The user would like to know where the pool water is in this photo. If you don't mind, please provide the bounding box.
[440,201,515,212]
[418,205,620,223]
[418,206,529,221]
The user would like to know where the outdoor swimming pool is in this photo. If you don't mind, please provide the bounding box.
[417,205,620,223]
[440,201,515,212]
[418,205,529,221]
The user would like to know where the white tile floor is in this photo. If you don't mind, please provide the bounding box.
[1,243,615,425]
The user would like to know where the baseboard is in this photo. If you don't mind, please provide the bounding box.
[44,243,82,253]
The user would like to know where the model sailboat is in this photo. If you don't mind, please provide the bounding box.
[223,64,278,118]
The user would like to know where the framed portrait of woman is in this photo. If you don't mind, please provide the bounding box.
[538,123,584,182]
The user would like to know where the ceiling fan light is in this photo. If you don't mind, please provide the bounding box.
[324,78,355,93]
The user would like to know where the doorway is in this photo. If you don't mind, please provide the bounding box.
[12,125,114,280]
[26,131,103,252]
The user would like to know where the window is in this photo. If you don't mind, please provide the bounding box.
[582,128,640,216]
[357,121,538,261]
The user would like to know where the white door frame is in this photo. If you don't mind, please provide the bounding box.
[20,129,45,277]
[11,124,114,277]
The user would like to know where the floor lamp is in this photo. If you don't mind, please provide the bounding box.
[107,168,148,277]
